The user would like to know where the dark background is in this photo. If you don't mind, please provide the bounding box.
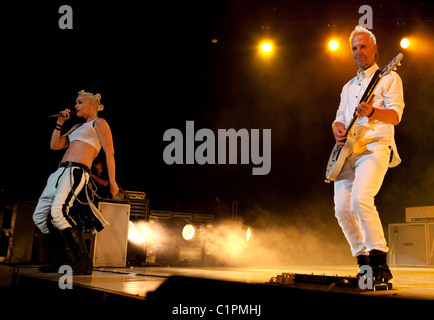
[1,0,433,234]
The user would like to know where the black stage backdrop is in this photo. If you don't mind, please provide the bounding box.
[2,1,434,232]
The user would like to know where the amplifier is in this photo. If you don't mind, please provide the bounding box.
[126,190,149,218]
[126,190,146,200]
[388,223,434,267]
[405,206,434,223]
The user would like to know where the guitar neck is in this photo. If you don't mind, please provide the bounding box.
[345,69,383,137]
[359,69,382,104]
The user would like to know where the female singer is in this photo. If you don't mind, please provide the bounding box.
[33,90,118,274]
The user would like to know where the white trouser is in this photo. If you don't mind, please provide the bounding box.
[334,147,390,257]
[33,164,89,234]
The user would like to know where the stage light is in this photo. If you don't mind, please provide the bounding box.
[205,221,252,263]
[246,227,252,242]
[261,42,273,54]
[129,220,135,232]
[128,220,141,243]
[128,220,156,245]
[182,224,196,241]
[328,40,339,51]
[400,38,410,49]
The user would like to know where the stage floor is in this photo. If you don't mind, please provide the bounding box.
[16,264,434,300]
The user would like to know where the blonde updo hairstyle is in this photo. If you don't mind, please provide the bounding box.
[78,90,104,112]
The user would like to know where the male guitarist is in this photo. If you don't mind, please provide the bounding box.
[332,26,404,283]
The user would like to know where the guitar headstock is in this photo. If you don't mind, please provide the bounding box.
[380,53,403,77]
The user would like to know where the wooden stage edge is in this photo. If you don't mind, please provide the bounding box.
[1,264,433,317]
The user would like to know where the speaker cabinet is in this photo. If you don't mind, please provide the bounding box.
[0,202,35,264]
[405,206,434,223]
[93,202,130,267]
[388,223,434,267]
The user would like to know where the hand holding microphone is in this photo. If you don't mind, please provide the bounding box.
[48,108,75,124]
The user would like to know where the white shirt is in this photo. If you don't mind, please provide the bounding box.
[333,63,405,167]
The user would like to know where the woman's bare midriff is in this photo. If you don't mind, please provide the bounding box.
[61,140,98,169]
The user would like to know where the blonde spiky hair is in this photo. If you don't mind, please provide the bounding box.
[78,90,104,112]
[349,25,376,45]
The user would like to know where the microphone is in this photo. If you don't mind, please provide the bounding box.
[47,113,65,118]
[47,110,76,118]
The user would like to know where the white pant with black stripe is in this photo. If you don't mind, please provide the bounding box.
[33,165,89,234]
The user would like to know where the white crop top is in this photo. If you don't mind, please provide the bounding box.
[68,119,101,152]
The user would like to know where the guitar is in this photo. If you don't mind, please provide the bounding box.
[325,53,404,182]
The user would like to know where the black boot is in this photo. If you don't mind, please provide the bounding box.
[369,249,393,283]
[39,231,75,273]
[61,227,93,275]
[356,254,370,278]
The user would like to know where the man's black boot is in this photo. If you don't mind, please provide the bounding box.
[61,227,93,275]
[356,254,370,278]
[369,249,393,283]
